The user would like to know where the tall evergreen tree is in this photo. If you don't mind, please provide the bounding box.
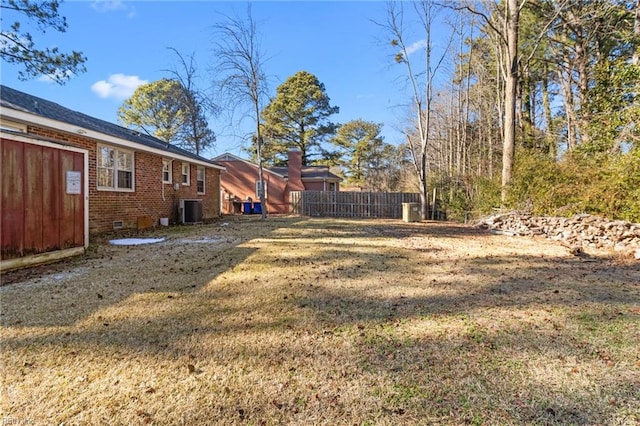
[331,119,387,189]
[118,79,187,144]
[118,78,215,155]
[259,71,339,165]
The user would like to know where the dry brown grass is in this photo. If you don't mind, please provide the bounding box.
[1,216,639,425]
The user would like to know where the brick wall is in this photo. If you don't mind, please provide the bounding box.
[217,160,289,214]
[302,181,340,191]
[28,125,221,234]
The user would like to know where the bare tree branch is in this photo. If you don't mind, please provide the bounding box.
[212,4,269,219]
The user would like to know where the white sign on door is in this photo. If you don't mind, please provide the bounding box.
[66,171,82,194]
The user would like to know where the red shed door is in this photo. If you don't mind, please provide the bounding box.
[1,137,86,260]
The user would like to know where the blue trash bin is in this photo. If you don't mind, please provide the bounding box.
[253,202,262,214]
[243,201,252,214]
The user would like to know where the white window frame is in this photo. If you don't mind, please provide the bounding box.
[196,166,205,194]
[0,118,27,133]
[255,180,267,199]
[162,159,172,184]
[181,162,190,186]
[97,145,134,192]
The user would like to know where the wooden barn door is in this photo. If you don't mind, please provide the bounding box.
[1,137,87,261]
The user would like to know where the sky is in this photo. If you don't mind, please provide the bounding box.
[1,0,453,159]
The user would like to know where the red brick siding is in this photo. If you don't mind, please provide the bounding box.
[287,150,304,191]
[217,160,289,214]
[217,159,340,214]
[303,181,340,191]
[28,125,220,234]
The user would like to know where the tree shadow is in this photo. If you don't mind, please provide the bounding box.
[0,217,310,328]
[1,217,638,424]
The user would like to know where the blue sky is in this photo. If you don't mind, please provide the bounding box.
[2,1,453,158]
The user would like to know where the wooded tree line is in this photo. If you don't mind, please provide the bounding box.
[5,1,639,221]
[389,0,640,221]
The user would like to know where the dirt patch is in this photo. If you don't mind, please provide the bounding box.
[1,216,639,425]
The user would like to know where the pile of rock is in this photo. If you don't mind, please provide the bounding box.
[475,211,640,258]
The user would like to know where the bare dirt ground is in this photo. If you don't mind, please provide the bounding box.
[1,216,639,425]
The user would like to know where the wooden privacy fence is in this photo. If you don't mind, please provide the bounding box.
[290,191,421,218]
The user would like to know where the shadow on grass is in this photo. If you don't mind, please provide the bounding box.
[0,216,310,328]
[296,252,639,323]
[1,217,638,424]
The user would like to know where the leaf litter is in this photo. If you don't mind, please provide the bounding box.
[1,216,638,425]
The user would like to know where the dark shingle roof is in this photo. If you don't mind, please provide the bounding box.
[213,152,342,182]
[0,85,215,165]
[269,166,341,181]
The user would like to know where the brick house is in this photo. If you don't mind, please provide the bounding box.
[213,150,341,214]
[1,85,223,270]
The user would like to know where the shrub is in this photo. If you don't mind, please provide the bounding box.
[506,148,640,222]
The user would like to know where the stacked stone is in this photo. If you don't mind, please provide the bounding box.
[475,212,640,258]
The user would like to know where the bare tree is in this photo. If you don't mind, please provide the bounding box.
[501,0,521,203]
[456,0,564,202]
[165,48,217,156]
[462,0,523,203]
[213,5,269,219]
[379,0,453,219]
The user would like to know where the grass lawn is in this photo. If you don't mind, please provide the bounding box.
[1,216,639,425]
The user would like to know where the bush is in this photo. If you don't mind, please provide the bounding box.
[436,175,501,222]
[506,148,640,222]
[471,177,502,216]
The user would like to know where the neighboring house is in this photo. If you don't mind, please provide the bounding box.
[1,85,224,270]
[213,150,341,214]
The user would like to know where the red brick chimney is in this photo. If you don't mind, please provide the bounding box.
[287,149,305,191]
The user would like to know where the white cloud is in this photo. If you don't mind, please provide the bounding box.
[91,0,124,12]
[91,1,136,18]
[405,39,428,56]
[91,74,147,100]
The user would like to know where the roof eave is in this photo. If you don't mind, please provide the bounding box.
[302,177,342,182]
[1,107,225,170]
[214,153,287,179]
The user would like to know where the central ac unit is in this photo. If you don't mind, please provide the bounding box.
[179,199,203,224]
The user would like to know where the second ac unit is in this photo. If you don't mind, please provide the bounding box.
[179,199,203,224]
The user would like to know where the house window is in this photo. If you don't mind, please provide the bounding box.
[181,163,190,185]
[196,166,205,194]
[329,182,336,191]
[97,145,134,191]
[162,159,172,183]
[255,180,267,199]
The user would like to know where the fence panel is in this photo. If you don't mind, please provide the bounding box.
[290,191,420,219]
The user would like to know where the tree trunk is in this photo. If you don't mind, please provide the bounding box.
[255,102,266,220]
[541,62,555,158]
[634,0,639,66]
[559,61,578,152]
[501,0,520,204]
[574,38,590,146]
